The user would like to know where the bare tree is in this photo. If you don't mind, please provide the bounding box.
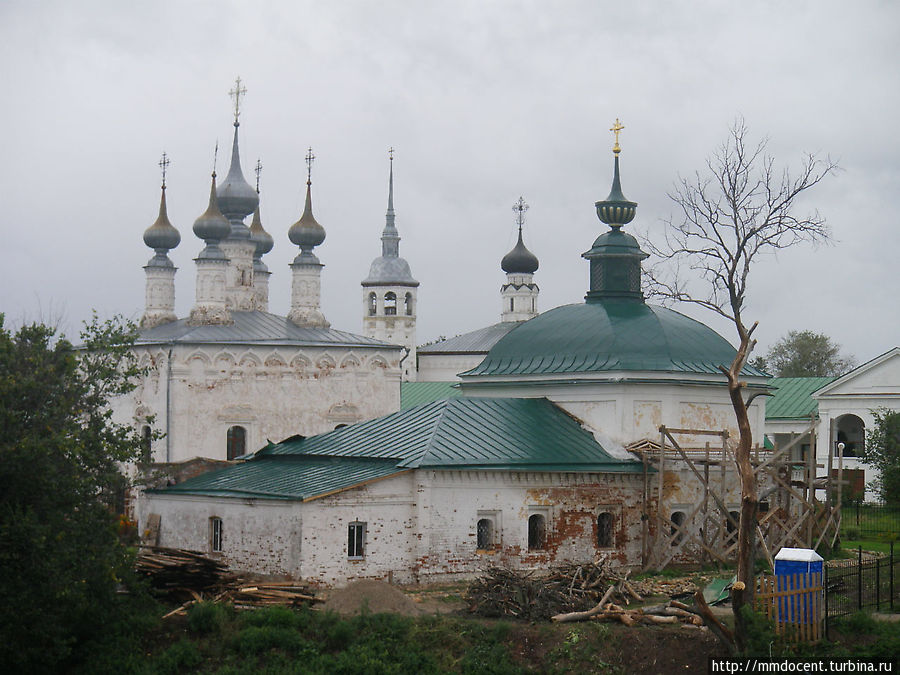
[643,119,837,650]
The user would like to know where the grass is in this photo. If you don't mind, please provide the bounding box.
[840,539,896,555]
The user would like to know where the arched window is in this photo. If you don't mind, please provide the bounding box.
[670,511,686,546]
[227,425,246,460]
[210,517,223,552]
[528,514,546,550]
[141,425,152,463]
[368,292,377,316]
[597,512,614,548]
[476,518,494,550]
[404,292,413,316]
[384,292,397,315]
[836,414,865,457]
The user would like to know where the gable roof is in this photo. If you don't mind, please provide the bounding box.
[812,347,900,399]
[154,397,643,501]
[765,377,836,420]
[418,322,521,354]
[136,310,396,350]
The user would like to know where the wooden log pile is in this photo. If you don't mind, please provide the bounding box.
[162,580,322,619]
[466,558,710,627]
[136,546,229,593]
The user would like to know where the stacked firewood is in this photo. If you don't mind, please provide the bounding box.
[161,580,322,618]
[136,546,229,593]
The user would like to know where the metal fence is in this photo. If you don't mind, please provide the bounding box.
[825,544,898,633]
[842,503,900,540]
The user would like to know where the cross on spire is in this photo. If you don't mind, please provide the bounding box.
[610,118,625,155]
[255,158,262,193]
[389,146,394,162]
[305,147,315,184]
[513,196,529,230]
[212,140,219,177]
[159,152,170,189]
[229,76,247,124]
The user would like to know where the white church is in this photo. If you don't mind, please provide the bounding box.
[120,91,854,585]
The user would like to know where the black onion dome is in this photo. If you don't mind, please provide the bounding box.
[143,186,181,251]
[501,228,539,274]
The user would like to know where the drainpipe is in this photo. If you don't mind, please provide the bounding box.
[165,345,173,463]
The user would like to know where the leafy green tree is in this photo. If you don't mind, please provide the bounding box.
[863,408,900,505]
[761,330,855,377]
[0,313,146,672]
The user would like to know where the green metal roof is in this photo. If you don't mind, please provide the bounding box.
[155,397,642,501]
[151,457,403,501]
[765,377,836,420]
[463,299,766,379]
[401,381,462,409]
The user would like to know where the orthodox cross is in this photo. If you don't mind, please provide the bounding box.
[229,76,247,123]
[159,152,170,189]
[610,118,625,155]
[305,147,315,183]
[512,196,529,230]
[389,146,394,163]
[255,158,262,193]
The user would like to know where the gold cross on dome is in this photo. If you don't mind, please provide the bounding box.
[610,118,625,154]
[229,76,247,123]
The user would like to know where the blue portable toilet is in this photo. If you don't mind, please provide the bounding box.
[773,547,824,624]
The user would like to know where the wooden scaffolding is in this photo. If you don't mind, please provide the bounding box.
[639,423,842,571]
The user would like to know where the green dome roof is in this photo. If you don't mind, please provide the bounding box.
[463,298,766,378]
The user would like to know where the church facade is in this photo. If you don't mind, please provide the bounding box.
[113,91,405,466]
[136,118,771,584]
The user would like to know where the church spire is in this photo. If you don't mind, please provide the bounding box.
[500,196,540,322]
[582,118,647,303]
[141,153,181,328]
[288,147,329,328]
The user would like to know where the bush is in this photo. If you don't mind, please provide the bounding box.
[154,638,203,674]
[187,601,229,634]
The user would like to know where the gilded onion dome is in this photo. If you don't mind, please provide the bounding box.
[193,172,231,259]
[143,184,181,266]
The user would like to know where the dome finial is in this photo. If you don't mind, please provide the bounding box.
[305,146,315,185]
[610,118,624,155]
[387,147,395,213]
[255,158,262,193]
[501,196,539,274]
[159,151,170,189]
[229,76,247,126]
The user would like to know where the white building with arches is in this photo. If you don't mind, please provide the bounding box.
[116,108,404,465]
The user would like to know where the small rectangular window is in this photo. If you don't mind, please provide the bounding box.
[210,517,223,553]
[348,521,366,558]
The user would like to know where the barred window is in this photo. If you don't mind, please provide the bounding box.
[476,518,494,550]
[348,521,366,558]
[210,517,223,553]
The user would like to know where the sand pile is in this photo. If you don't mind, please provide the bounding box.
[322,579,422,617]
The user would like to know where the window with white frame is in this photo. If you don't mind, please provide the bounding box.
[348,521,366,558]
[210,516,223,552]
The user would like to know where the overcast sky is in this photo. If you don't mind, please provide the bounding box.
[2,1,897,366]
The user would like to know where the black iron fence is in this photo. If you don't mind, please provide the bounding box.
[825,544,898,632]
[841,503,900,540]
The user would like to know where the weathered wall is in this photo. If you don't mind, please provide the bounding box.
[416,352,486,382]
[113,343,403,463]
[140,468,647,586]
